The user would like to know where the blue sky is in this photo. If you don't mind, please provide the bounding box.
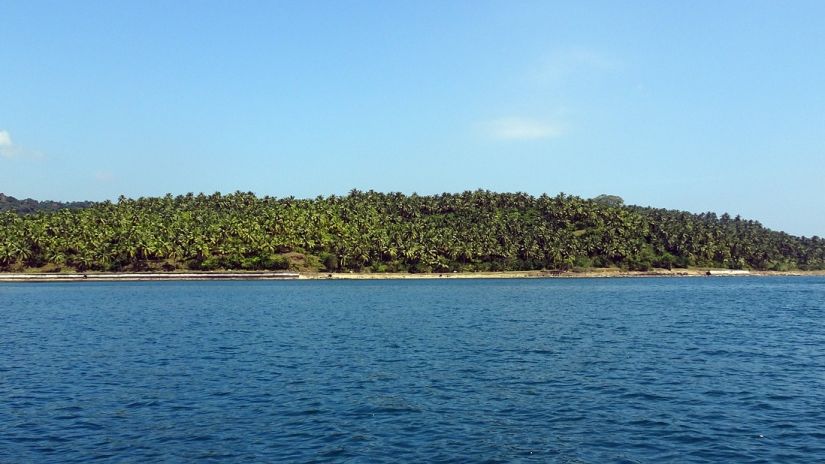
[1,1,823,236]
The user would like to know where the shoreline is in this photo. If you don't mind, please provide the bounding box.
[299,269,825,280]
[0,271,301,282]
[1,269,824,282]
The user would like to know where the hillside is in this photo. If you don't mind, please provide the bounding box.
[0,193,94,214]
[0,190,823,272]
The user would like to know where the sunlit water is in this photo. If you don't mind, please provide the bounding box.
[2,277,825,463]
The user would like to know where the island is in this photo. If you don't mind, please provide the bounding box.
[1,190,823,276]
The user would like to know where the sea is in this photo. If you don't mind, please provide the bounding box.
[2,277,824,463]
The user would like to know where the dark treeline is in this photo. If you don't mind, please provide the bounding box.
[1,190,823,272]
[0,193,94,214]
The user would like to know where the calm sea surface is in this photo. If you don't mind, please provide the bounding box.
[2,277,825,463]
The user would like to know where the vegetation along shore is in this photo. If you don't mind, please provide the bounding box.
[1,190,823,275]
[2,269,824,283]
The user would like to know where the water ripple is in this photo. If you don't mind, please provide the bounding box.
[1,277,824,462]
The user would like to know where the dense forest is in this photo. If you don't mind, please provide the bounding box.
[1,190,823,273]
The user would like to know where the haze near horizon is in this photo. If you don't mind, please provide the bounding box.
[1,1,823,236]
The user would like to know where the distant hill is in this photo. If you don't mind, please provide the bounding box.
[0,193,94,213]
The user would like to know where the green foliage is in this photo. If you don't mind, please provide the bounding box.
[624,245,656,271]
[592,194,625,207]
[0,190,822,273]
[652,252,677,270]
[573,256,594,269]
[320,252,339,272]
[262,254,291,270]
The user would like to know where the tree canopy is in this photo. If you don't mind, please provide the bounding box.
[1,190,822,273]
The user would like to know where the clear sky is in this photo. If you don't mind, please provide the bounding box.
[1,1,823,236]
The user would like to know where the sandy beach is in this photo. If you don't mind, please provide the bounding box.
[300,269,825,280]
[5,268,820,282]
[0,272,301,282]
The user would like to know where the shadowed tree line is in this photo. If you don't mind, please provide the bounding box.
[1,190,823,273]
[0,193,94,214]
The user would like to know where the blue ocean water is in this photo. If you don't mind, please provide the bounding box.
[1,277,824,463]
